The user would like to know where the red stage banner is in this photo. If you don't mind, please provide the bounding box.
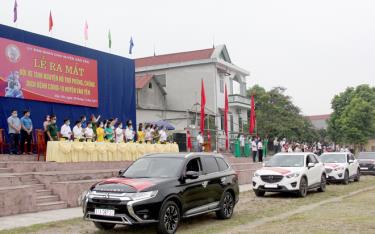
[0,37,98,107]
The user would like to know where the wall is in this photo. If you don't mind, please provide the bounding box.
[364,139,375,152]
[137,79,166,110]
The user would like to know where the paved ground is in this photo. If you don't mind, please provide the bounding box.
[1,177,375,234]
[0,184,252,231]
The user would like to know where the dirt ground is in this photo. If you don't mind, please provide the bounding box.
[2,176,375,234]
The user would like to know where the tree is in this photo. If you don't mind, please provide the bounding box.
[327,85,375,147]
[246,85,318,142]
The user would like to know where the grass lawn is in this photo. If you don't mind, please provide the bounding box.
[2,176,375,234]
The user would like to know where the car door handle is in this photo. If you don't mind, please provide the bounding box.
[202,181,208,188]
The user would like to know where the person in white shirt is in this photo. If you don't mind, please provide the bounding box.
[145,125,152,143]
[257,138,263,162]
[251,138,258,162]
[72,121,83,140]
[84,122,94,141]
[115,123,124,143]
[125,121,135,142]
[60,119,72,140]
[196,132,204,152]
[273,137,279,153]
[159,128,167,144]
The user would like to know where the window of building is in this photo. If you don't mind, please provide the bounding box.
[219,77,224,93]
[148,82,152,89]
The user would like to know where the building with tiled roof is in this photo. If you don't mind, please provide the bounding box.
[134,45,250,149]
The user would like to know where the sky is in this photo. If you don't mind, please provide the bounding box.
[1,0,374,115]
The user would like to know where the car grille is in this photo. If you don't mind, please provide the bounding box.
[261,175,283,183]
[91,198,122,204]
[325,168,333,173]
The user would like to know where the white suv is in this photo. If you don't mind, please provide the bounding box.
[320,152,360,184]
[252,153,326,197]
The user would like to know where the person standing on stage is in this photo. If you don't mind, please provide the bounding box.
[125,120,135,142]
[73,121,84,141]
[84,122,94,141]
[115,122,124,143]
[159,127,167,144]
[20,110,33,154]
[8,110,21,155]
[43,115,51,143]
[60,119,72,140]
[105,121,114,142]
[80,115,87,129]
[137,123,145,143]
[47,115,59,141]
[96,122,105,142]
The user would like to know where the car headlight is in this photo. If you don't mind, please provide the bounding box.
[125,191,158,201]
[254,172,260,177]
[335,167,345,171]
[286,172,300,178]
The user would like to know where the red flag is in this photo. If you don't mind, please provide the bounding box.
[49,11,53,32]
[200,79,206,135]
[224,84,229,151]
[249,95,256,135]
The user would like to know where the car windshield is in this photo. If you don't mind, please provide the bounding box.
[320,154,346,163]
[122,157,184,178]
[358,153,375,160]
[265,154,304,167]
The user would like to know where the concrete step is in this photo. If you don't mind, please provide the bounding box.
[0,162,6,168]
[0,174,34,187]
[36,195,60,204]
[36,201,67,212]
[30,184,45,190]
[0,168,13,173]
[0,154,39,161]
[36,189,53,196]
[23,179,40,185]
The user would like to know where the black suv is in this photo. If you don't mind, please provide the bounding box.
[82,153,239,234]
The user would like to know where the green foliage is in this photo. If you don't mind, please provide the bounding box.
[246,85,318,142]
[327,84,375,145]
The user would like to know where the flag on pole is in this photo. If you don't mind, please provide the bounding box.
[129,36,134,54]
[49,11,53,32]
[224,84,229,151]
[200,79,206,135]
[108,30,112,48]
[13,0,18,23]
[249,95,256,135]
[84,21,88,41]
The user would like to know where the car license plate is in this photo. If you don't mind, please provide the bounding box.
[360,167,368,170]
[264,184,278,188]
[94,208,115,216]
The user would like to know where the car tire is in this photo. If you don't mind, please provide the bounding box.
[354,168,360,182]
[317,174,326,192]
[157,201,180,234]
[216,191,235,219]
[343,170,349,185]
[93,222,116,230]
[253,189,266,197]
[297,177,308,197]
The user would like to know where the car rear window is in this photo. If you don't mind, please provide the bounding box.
[216,158,229,171]
[203,157,220,174]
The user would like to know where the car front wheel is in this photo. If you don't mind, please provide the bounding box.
[93,222,116,230]
[216,191,235,219]
[317,174,326,192]
[354,168,360,182]
[343,170,349,185]
[157,201,180,234]
[297,177,308,197]
[253,189,265,197]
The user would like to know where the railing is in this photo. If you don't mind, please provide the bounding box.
[228,94,251,106]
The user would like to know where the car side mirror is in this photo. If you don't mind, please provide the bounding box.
[307,163,315,168]
[185,171,199,180]
[348,160,354,164]
[118,169,125,176]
